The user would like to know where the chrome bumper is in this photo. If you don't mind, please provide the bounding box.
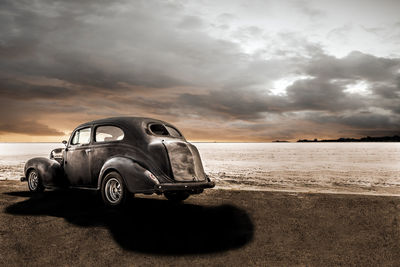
[154,180,215,193]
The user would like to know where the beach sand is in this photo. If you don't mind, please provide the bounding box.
[1,180,399,266]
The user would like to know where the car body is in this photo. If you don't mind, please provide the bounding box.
[22,117,215,206]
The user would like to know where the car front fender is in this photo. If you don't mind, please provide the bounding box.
[97,157,157,193]
[24,157,64,187]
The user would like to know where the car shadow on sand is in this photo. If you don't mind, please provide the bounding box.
[4,190,254,255]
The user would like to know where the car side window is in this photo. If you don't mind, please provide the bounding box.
[71,127,91,145]
[95,126,124,142]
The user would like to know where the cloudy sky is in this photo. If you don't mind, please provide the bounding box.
[1,0,399,142]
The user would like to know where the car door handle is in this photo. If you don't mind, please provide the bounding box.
[85,149,92,153]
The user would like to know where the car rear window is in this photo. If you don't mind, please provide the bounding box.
[149,123,183,138]
[165,125,182,137]
[95,126,124,142]
[149,124,169,136]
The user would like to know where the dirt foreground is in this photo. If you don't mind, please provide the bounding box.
[1,180,400,266]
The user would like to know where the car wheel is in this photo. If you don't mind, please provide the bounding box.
[101,171,127,207]
[164,191,190,202]
[27,169,44,193]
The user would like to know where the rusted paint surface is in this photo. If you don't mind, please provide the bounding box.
[23,117,213,194]
[164,141,206,182]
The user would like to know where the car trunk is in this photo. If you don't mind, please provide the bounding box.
[163,140,207,182]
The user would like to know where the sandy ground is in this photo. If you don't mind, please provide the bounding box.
[1,180,400,266]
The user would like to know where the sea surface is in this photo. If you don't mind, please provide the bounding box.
[1,142,400,195]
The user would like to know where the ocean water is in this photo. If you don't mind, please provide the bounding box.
[1,142,400,195]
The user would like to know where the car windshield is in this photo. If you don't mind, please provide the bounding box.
[71,127,91,145]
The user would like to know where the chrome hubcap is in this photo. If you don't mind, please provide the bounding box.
[28,171,38,190]
[105,178,122,204]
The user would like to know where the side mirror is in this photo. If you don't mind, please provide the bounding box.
[62,140,67,146]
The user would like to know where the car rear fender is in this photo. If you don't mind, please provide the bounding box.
[98,157,157,193]
[24,157,64,187]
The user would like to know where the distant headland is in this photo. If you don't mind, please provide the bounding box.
[297,135,400,142]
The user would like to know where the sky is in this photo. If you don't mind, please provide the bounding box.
[0,0,399,142]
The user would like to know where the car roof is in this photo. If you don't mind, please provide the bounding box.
[72,116,185,144]
[76,116,171,129]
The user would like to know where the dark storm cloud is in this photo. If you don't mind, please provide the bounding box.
[297,51,400,118]
[305,51,400,81]
[175,48,400,137]
[0,98,66,136]
[0,78,73,99]
[0,0,399,140]
[0,0,257,92]
[0,121,64,136]
[0,0,190,90]
[179,90,289,120]
[308,112,399,129]
[304,111,400,139]
[285,78,365,112]
[177,49,400,117]
[371,82,400,99]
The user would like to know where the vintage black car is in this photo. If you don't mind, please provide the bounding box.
[22,117,215,206]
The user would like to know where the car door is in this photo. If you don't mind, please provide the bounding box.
[64,126,93,186]
[89,124,126,187]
